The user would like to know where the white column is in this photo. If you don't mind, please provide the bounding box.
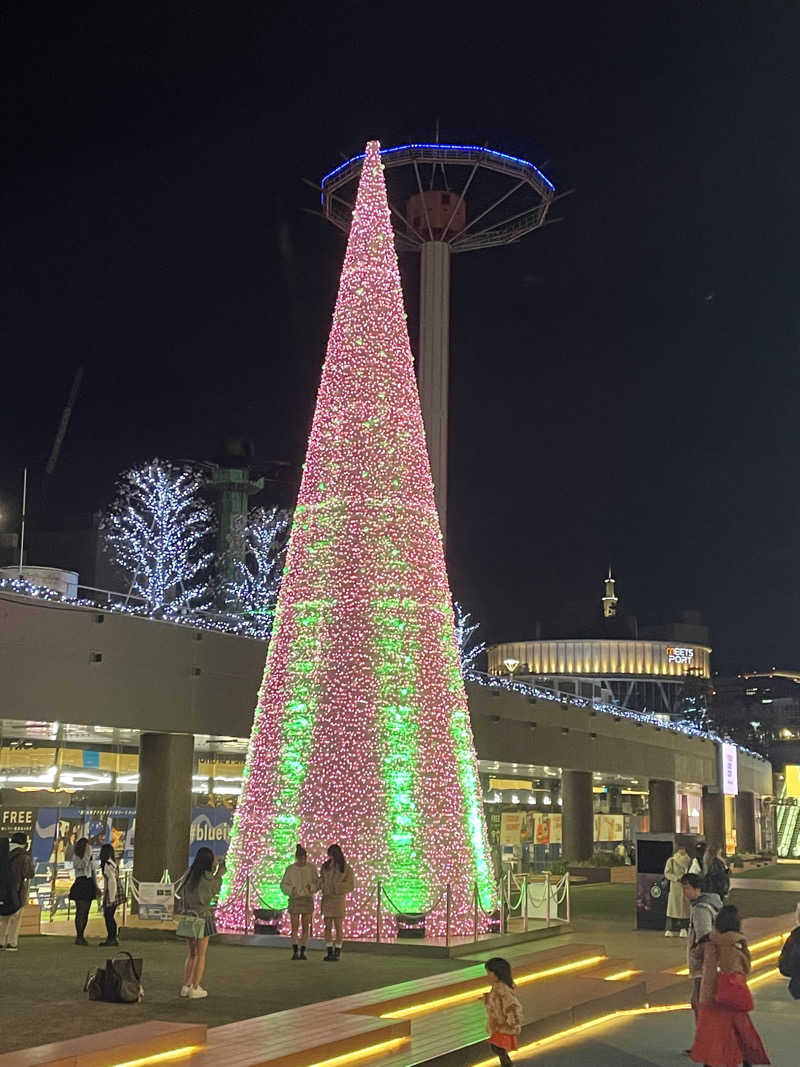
[418,241,451,544]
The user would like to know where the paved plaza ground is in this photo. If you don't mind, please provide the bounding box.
[1,880,797,1060]
[510,971,796,1064]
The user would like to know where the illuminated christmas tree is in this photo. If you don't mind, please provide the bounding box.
[216,140,496,937]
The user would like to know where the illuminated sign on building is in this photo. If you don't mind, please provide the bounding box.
[720,742,739,796]
[667,646,695,666]
[785,765,800,799]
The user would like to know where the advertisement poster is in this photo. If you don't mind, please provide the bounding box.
[0,808,36,836]
[500,812,523,845]
[594,814,624,842]
[532,813,562,844]
[189,806,234,861]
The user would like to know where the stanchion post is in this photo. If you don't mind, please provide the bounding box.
[376,881,382,944]
[523,875,529,932]
[122,871,128,928]
[565,871,571,923]
[506,867,512,931]
[245,875,251,936]
[473,882,479,942]
[446,883,452,948]
[545,871,551,927]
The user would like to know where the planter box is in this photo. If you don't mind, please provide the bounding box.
[610,865,636,883]
[568,866,611,884]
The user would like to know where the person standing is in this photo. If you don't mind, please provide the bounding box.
[664,846,690,937]
[483,957,523,1067]
[69,837,97,946]
[178,847,225,999]
[99,843,124,947]
[0,833,35,951]
[682,872,723,1038]
[778,901,800,999]
[280,844,318,960]
[319,844,354,961]
[704,846,730,901]
[689,842,707,878]
[690,905,770,1066]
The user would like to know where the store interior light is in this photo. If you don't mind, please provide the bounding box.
[543,794,552,805]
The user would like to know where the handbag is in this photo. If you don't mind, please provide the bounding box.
[176,911,206,939]
[716,971,753,1012]
[85,952,143,1003]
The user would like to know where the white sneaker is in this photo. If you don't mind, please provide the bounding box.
[664,930,675,937]
[180,985,191,997]
[679,928,688,938]
[188,986,208,999]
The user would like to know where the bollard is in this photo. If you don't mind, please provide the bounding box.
[376,881,382,944]
[545,871,551,927]
[245,875,251,936]
[445,883,452,948]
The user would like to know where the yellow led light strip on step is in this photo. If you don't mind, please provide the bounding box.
[306,1037,409,1067]
[603,969,641,981]
[110,1048,204,1067]
[380,955,606,1019]
[472,1003,689,1066]
[673,932,789,977]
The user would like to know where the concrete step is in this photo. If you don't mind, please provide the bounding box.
[0,1021,207,1067]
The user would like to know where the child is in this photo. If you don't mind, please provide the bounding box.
[483,957,523,1066]
[690,904,770,1066]
[778,901,800,998]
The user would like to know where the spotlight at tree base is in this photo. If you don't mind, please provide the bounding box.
[215,140,496,938]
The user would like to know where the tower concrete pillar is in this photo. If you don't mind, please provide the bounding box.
[649,779,676,834]
[735,791,757,853]
[702,788,725,851]
[134,732,194,884]
[418,240,450,542]
[562,769,593,862]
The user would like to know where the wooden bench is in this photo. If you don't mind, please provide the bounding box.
[0,1021,207,1067]
[19,903,42,935]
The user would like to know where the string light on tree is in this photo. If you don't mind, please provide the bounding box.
[454,602,486,674]
[218,505,290,625]
[216,140,497,937]
[100,458,214,613]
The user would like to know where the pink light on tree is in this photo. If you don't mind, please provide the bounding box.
[216,140,496,938]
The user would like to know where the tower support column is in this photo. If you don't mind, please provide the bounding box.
[702,788,726,851]
[735,791,757,853]
[562,770,594,862]
[134,732,194,885]
[418,241,451,543]
[649,779,676,834]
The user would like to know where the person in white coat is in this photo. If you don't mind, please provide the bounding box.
[664,846,690,936]
[280,844,319,960]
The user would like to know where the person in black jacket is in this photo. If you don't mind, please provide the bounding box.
[0,833,35,951]
[704,846,730,900]
[779,902,800,999]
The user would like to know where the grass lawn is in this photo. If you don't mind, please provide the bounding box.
[732,863,800,881]
[0,930,469,1055]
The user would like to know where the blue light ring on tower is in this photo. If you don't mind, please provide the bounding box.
[321,143,555,199]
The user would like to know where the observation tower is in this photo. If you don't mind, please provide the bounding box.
[320,142,557,542]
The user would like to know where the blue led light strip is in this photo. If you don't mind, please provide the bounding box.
[321,143,555,192]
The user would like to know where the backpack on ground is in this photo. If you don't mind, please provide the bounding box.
[85,952,144,1003]
[0,839,21,917]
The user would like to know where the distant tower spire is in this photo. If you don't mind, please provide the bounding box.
[602,566,618,618]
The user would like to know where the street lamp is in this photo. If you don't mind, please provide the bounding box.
[503,657,520,682]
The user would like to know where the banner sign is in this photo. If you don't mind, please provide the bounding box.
[720,742,739,796]
[137,882,175,920]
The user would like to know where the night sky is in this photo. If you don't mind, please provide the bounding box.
[3,3,799,672]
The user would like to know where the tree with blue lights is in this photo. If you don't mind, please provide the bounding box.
[101,459,214,613]
[219,505,290,622]
[454,602,486,674]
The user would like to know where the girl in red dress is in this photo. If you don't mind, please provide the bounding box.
[483,957,523,1066]
[691,905,770,1067]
